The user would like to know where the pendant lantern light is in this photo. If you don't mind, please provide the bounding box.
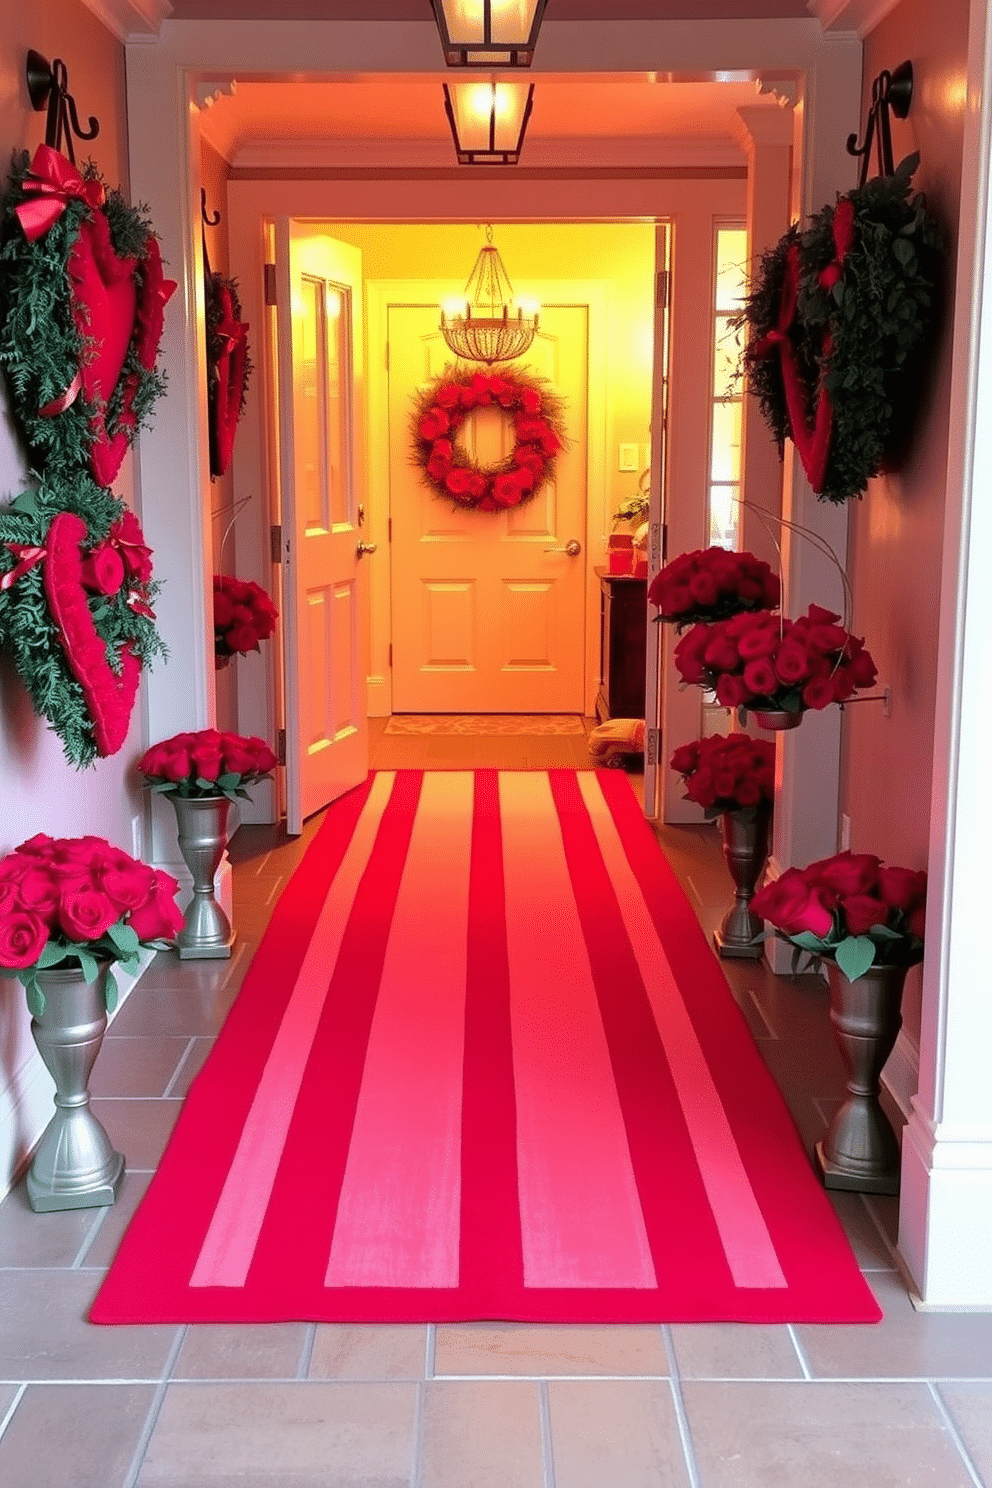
[443,80,534,166]
[430,0,547,68]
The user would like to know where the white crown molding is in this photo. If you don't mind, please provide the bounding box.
[808,0,901,39]
[195,77,238,112]
[229,133,746,172]
[755,77,799,110]
[81,0,172,43]
[733,103,796,154]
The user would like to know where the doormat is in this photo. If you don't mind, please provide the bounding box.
[384,714,586,736]
[91,771,880,1325]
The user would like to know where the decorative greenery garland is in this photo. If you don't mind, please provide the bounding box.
[0,146,174,488]
[411,366,566,512]
[205,271,252,479]
[735,154,941,503]
[0,475,165,769]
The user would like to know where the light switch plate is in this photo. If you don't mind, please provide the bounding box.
[619,443,638,471]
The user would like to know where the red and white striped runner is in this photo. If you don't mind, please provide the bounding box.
[92,771,880,1324]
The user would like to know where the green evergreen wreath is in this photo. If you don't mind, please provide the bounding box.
[0,148,173,487]
[0,476,165,769]
[735,154,942,503]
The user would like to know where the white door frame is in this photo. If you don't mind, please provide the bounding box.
[366,277,609,719]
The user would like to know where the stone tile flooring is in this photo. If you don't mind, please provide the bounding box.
[1,723,990,1486]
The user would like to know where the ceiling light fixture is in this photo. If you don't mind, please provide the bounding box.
[430,0,547,68]
[439,225,539,365]
[443,80,534,166]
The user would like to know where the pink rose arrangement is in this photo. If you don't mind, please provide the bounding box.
[751,850,927,981]
[674,603,877,719]
[0,834,183,1013]
[138,729,278,802]
[669,734,775,817]
[649,546,781,629]
[213,575,278,666]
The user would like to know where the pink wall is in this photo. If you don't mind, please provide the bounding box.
[842,0,970,1046]
[201,137,238,734]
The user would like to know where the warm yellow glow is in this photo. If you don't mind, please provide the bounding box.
[441,297,470,320]
[468,83,501,119]
[512,296,540,319]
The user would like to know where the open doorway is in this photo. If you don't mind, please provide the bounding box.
[245,219,662,823]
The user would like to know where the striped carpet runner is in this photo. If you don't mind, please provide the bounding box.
[92,771,880,1324]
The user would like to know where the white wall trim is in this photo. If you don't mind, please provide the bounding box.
[0,949,155,1201]
[225,136,746,173]
[882,1027,920,1123]
[81,0,172,44]
[808,0,901,40]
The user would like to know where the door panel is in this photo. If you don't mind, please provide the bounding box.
[275,222,369,833]
[389,304,588,713]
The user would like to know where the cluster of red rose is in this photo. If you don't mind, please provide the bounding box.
[648,546,780,626]
[213,575,278,660]
[418,372,562,510]
[669,733,775,812]
[0,835,183,971]
[138,729,277,790]
[751,850,927,942]
[674,603,877,712]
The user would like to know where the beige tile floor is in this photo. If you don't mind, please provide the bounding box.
[1,720,990,1487]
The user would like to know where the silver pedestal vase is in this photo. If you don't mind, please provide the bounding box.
[27,962,124,1212]
[714,804,771,960]
[752,709,803,731]
[814,961,907,1195]
[171,794,235,960]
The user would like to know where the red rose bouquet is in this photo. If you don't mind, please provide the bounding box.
[648,546,780,629]
[0,834,183,1013]
[213,575,278,666]
[670,734,775,817]
[139,729,278,802]
[674,603,877,718]
[751,850,926,981]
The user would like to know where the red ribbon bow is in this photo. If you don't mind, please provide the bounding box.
[14,144,106,243]
[1,543,47,591]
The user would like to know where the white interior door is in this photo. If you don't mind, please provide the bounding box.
[274,221,369,833]
[389,305,588,713]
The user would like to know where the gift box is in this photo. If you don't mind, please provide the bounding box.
[607,533,634,575]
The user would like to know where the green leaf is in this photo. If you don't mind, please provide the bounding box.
[24,978,45,1018]
[790,931,828,951]
[76,947,100,984]
[107,921,140,958]
[195,776,220,792]
[834,934,877,982]
[151,780,176,793]
[104,967,118,1013]
[9,489,39,516]
[218,773,241,789]
[870,923,902,940]
[36,941,68,969]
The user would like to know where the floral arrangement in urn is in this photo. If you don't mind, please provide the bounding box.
[213,574,278,666]
[649,546,780,630]
[674,604,877,721]
[751,850,926,981]
[0,834,183,1012]
[138,730,278,803]
[670,734,775,817]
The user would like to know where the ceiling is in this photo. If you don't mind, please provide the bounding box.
[171,2,809,18]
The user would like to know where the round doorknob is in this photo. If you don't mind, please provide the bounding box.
[356,541,378,557]
[543,538,582,556]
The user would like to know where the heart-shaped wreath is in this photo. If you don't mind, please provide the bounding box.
[736,154,941,503]
[0,145,176,490]
[412,367,566,511]
[206,272,252,479]
[0,475,165,768]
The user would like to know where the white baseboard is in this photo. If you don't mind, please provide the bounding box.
[882,1026,920,1122]
[0,947,155,1201]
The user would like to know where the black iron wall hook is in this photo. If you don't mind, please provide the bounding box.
[846,60,914,187]
[201,188,221,229]
[26,51,100,165]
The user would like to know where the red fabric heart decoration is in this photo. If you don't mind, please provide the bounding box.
[750,200,856,495]
[208,283,251,478]
[66,218,176,489]
[42,512,141,756]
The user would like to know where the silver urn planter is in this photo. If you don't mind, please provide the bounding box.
[814,961,908,1195]
[714,803,771,960]
[27,962,124,1212]
[170,794,235,960]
